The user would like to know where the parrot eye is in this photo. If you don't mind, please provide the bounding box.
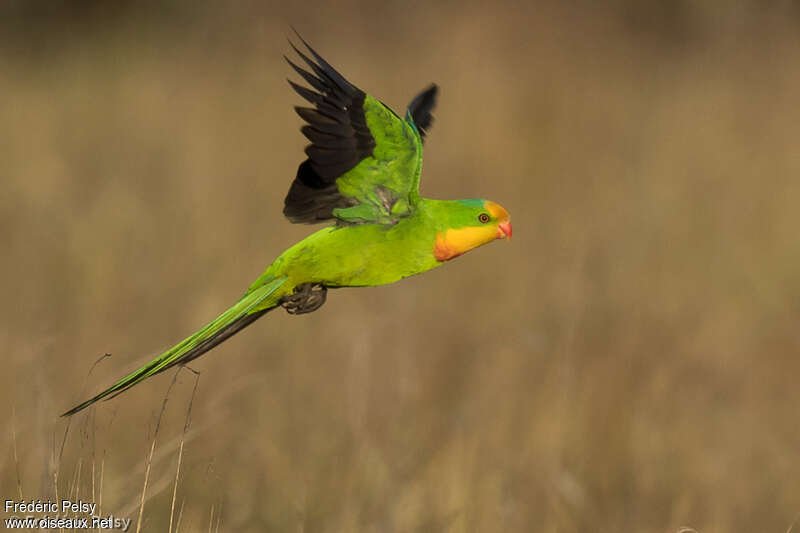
[478,213,490,223]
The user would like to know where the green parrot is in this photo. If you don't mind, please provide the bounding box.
[62,35,512,417]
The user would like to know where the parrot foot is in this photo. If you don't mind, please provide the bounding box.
[281,283,327,315]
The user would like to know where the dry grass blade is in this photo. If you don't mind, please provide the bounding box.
[176,497,186,533]
[786,513,800,533]
[97,406,116,530]
[90,408,96,519]
[55,352,113,508]
[97,454,105,533]
[54,413,69,507]
[214,501,222,533]
[208,504,215,533]
[12,405,23,499]
[170,370,201,533]
[68,458,82,509]
[136,369,182,533]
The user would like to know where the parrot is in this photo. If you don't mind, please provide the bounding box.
[62,34,512,417]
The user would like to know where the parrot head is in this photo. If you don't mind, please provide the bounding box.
[434,199,512,262]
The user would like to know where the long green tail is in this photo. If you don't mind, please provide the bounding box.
[62,276,288,417]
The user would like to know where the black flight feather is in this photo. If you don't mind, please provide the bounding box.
[407,84,438,140]
[283,33,376,224]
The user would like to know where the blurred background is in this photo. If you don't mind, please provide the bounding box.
[2,1,800,531]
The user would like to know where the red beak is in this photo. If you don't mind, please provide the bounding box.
[498,221,512,239]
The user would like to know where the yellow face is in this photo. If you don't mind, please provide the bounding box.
[434,201,512,262]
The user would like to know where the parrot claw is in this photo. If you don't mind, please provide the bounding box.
[281,283,327,315]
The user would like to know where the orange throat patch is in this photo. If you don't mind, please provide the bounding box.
[434,232,462,262]
[434,226,501,262]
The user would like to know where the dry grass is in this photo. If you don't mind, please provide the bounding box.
[3,1,800,531]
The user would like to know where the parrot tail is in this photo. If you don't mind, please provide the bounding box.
[61,276,289,417]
